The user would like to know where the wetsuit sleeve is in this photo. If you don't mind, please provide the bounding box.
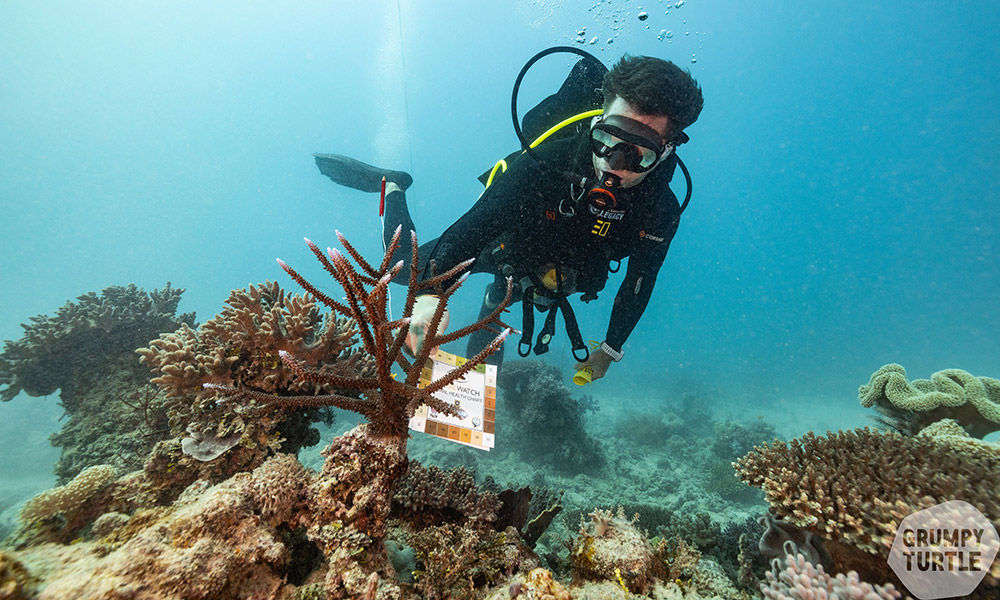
[424,154,544,286]
[604,226,674,352]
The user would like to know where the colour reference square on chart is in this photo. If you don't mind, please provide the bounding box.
[409,349,497,450]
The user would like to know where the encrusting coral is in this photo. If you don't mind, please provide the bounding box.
[569,506,663,594]
[0,283,192,482]
[858,363,1000,438]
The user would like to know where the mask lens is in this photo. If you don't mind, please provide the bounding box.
[590,125,663,173]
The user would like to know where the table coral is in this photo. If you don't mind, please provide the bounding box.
[735,427,1000,589]
[859,363,1000,438]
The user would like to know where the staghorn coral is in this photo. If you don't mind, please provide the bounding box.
[859,363,1000,438]
[138,280,363,455]
[0,283,191,482]
[212,228,514,443]
[761,543,901,600]
[211,228,514,598]
[735,427,1000,589]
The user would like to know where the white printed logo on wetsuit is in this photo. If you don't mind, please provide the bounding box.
[587,203,625,221]
[639,230,664,243]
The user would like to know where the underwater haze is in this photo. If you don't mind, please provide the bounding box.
[1,0,998,487]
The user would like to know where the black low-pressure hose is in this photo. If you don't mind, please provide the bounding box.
[510,46,602,189]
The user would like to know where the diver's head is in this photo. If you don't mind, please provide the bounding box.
[590,97,672,188]
[592,55,704,188]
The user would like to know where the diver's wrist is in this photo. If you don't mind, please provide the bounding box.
[600,341,624,362]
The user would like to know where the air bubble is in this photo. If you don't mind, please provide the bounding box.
[674,0,684,7]
[638,10,648,20]
[691,54,697,63]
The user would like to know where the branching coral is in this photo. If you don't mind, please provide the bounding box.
[209,228,514,597]
[409,524,513,600]
[0,283,191,403]
[391,461,501,528]
[138,280,364,449]
[212,227,514,445]
[19,465,117,526]
[0,283,192,482]
[859,363,1000,438]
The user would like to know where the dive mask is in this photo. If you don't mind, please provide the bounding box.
[589,114,671,173]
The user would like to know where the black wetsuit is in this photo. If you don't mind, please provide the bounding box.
[384,126,682,364]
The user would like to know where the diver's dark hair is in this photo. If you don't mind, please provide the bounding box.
[602,55,704,140]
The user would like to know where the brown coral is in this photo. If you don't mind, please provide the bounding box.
[735,427,1000,588]
[569,506,664,594]
[138,280,367,442]
[19,465,117,525]
[391,461,501,528]
[859,363,1000,438]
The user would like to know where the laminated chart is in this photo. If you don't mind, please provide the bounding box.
[408,349,497,450]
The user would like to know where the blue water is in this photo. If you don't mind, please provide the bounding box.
[1,2,998,485]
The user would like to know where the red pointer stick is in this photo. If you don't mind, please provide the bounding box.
[379,176,387,217]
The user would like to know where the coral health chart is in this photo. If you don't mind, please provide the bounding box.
[409,350,496,450]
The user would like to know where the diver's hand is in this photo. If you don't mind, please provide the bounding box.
[574,347,616,382]
[405,295,449,356]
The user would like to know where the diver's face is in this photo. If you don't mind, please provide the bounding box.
[592,97,671,188]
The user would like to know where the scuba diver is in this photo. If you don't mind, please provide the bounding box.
[314,52,703,383]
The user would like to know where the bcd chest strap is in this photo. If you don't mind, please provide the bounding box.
[517,285,590,362]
